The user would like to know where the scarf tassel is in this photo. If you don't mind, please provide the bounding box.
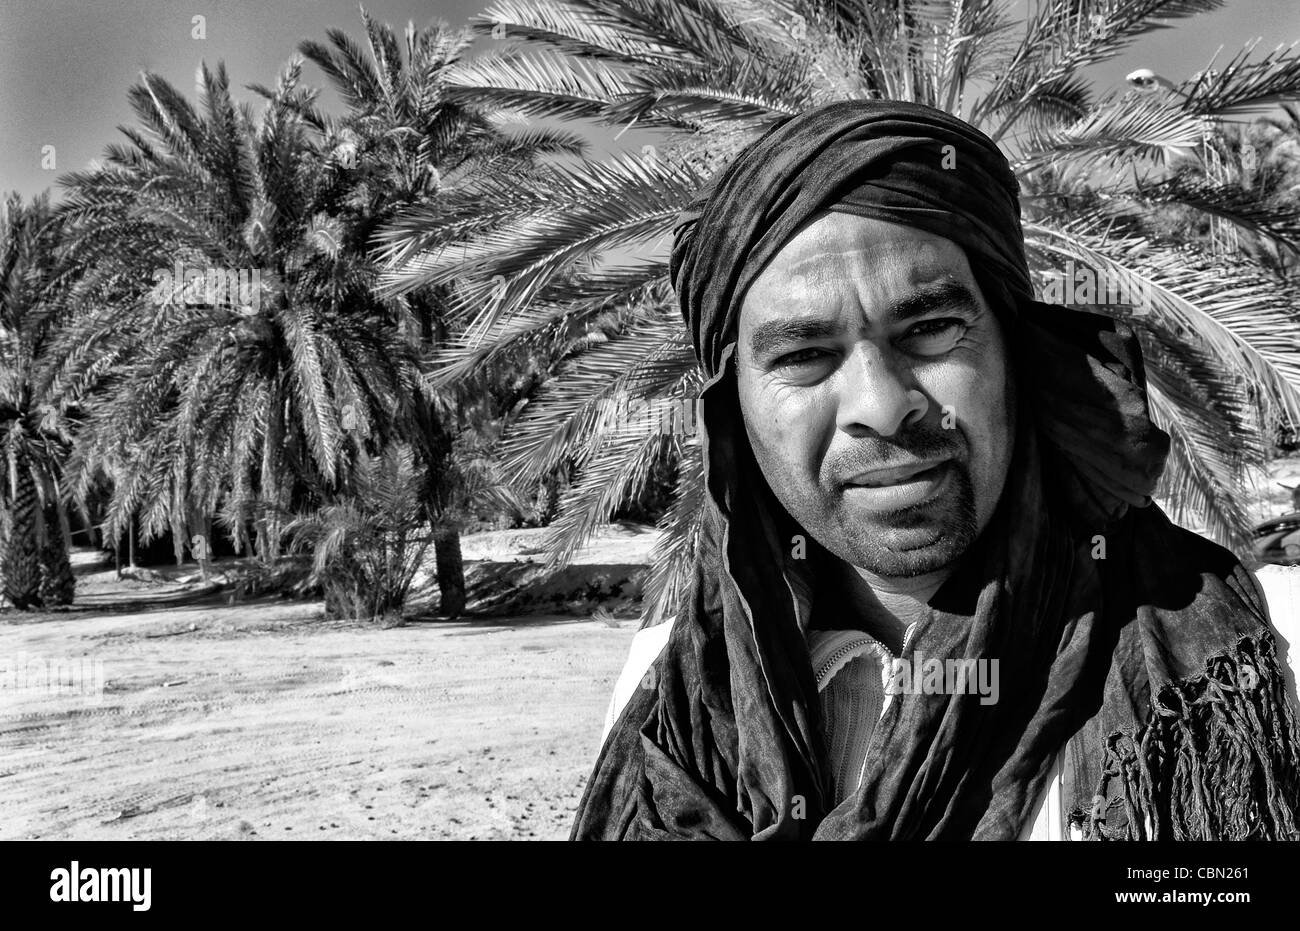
[1083,633,1300,840]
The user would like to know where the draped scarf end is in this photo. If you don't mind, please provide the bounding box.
[1081,631,1300,841]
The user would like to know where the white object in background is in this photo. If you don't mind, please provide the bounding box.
[1254,564,1300,707]
[600,620,673,746]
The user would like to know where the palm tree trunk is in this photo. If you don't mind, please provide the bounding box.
[38,501,75,606]
[0,462,42,609]
[55,493,73,555]
[82,506,100,549]
[433,527,465,618]
[259,390,285,563]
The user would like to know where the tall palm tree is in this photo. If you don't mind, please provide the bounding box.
[0,192,77,609]
[55,60,416,566]
[380,0,1300,625]
[295,9,586,615]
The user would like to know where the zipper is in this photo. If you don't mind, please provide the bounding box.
[878,620,919,716]
[814,612,919,681]
[852,618,920,795]
[814,636,879,686]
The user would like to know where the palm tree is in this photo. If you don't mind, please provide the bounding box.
[380,0,1300,625]
[1214,104,1300,279]
[286,443,434,623]
[54,60,416,567]
[0,192,77,609]
[295,9,586,615]
[287,437,521,622]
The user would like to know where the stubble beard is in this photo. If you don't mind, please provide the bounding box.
[819,463,979,578]
[753,428,982,580]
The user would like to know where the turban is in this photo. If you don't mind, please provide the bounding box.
[671,98,1033,379]
[573,100,1300,841]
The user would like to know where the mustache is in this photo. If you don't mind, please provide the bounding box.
[825,422,969,484]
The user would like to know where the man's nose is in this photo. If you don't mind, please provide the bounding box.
[835,342,928,437]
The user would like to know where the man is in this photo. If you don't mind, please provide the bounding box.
[572,99,1300,840]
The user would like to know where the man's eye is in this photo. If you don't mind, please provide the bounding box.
[898,318,967,356]
[774,347,830,367]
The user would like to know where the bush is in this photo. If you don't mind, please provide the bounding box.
[286,445,433,624]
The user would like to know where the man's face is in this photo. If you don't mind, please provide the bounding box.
[735,212,1015,580]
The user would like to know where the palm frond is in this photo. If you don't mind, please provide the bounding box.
[640,439,704,627]
[1178,41,1300,117]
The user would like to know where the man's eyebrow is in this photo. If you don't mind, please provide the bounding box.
[748,317,844,359]
[888,280,981,322]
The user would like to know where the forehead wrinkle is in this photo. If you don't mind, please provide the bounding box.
[777,235,959,287]
[744,222,977,339]
[783,246,868,279]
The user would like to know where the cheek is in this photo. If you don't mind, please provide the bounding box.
[921,354,1013,470]
[739,379,831,476]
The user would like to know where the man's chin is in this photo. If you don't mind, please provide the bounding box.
[829,469,979,578]
[829,490,980,578]
[842,524,972,578]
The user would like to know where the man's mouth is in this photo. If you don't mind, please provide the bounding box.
[841,459,954,511]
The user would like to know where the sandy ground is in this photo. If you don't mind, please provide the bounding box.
[0,530,650,841]
[458,522,662,564]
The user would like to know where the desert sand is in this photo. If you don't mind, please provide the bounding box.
[0,528,651,841]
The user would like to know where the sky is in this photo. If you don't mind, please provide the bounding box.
[3,0,1300,203]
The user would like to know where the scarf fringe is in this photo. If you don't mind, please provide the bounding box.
[1084,632,1300,840]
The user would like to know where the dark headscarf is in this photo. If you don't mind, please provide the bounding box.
[671,99,1031,378]
[573,99,1300,840]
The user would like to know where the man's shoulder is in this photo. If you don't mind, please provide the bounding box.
[1128,508,1265,613]
[1144,509,1300,690]
[1133,508,1241,573]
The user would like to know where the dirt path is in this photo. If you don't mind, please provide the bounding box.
[0,566,636,840]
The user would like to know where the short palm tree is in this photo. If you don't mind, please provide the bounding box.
[381,0,1300,625]
[0,192,77,609]
[286,443,434,623]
